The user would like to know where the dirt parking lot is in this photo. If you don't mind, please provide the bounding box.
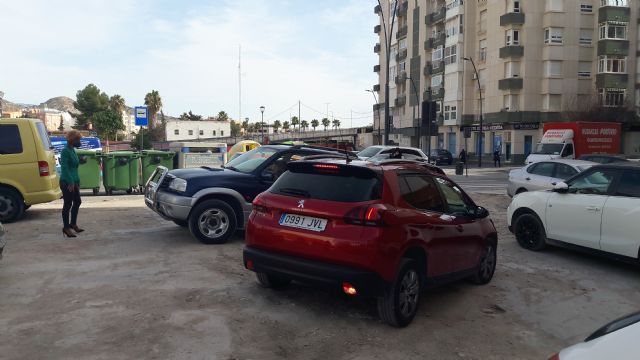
[1,193,639,360]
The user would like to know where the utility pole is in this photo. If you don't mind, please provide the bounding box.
[463,56,483,168]
[238,45,242,126]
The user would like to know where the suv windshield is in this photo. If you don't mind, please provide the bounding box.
[358,146,382,158]
[224,147,278,173]
[272,168,382,202]
[533,144,564,155]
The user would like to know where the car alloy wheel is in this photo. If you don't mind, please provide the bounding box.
[378,259,421,327]
[514,213,546,251]
[398,269,420,318]
[471,243,497,285]
[189,199,237,244]
[198,208,229,239]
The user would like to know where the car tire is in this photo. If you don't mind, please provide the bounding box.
[470,242,497,285]
[173,219,188,227]
[377,259,421,328]
[188,199,237,244]
[515,188,527,195]
[0,188,25,223]
[256,272,291,290]
[514,213,547,251]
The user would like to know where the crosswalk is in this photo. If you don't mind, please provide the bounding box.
[448,174,509,195]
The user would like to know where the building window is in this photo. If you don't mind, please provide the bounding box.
[580,4,593,12]
[446,23,458,38]
[399,39,407,50]
[511,1,521,13]
[503,94,519,111]
[221,130,224,136]
[213,130,217,136]
[546,0,563,11]
[544,60,563,77]
[578,61,592,77]
[188,130,194,135]
[479,39,487,62]
[599,89,626,107]
[600,0,628,6]
[398,61,407,72]
[478,69,486,89]
[431,74,443,88]
[479,10,487,32]
[443,105,457,121]
[199,130,204,136]
[544,94,562,111]
[432,47,444,61]
[506,29,520,46]
[599,23,627,40]
[444,45,457,65]
[598,56,627,73]
[505,61,521,78]
[579,28,593,45]
[544,27,563,44]
[174,129,179,135]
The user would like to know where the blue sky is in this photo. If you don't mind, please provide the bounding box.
[1,0,378,126]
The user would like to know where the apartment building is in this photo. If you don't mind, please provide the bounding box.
[165,119,231,142]
[374,0,640,163]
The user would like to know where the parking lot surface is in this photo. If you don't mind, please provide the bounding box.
[1,192,639,360]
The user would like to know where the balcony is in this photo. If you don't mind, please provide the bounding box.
[598,39,629,56]
[499,45,524,58]
[398,1,408,17]
[396,25,408,40]
[598,6,630,23]
[374,43,381,54]
[396,48,408,62]
[395,95,407,107]
[395,72,407,85]
[596,73,629,88]
[424,87,445,101]
[500,12,525,26]
[373,84,381,92]
[374,24,381,34]
[374,4,382,14]
[498,77,524,90]
[425,33,446,50]
[374,64,380,73]
[426,7,446,25]
[424,61,445,76]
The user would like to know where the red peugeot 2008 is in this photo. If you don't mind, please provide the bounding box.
[243,158,497,327]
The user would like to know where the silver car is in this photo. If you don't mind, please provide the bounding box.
[507,159,596,197]
[357,146,428,161]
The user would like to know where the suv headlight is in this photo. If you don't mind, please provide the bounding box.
[169,178,188,192]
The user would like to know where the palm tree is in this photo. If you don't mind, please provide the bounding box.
[273,120,282,133]
[283,121,290,132]
[311,119,319,131]
[321,118,330,131]
[301,120,309,132]
[332,119,341,130]
[144,90,162,129]
[217,111,229,121]
[290,116,300,132]
[109,95,126,117]
[242,119,249,133]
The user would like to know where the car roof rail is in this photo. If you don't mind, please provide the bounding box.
[373,159,445,174]
[302,154,354,161]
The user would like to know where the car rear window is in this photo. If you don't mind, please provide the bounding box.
[271,166,382,202]
[0,124,23,154]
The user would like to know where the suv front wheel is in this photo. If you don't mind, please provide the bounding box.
[377,259,422,328]
[188,199,237,244]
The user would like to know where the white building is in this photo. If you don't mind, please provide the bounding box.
[123,111,141,139]
[165,119,231,141]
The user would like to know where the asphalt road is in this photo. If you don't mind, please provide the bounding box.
[446,167,511,195]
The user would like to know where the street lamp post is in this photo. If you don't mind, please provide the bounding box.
[366,89,380,145]
[260,106,265,141]
[463,56,483,168]
[377,0,398,146]
[405,76,420,150]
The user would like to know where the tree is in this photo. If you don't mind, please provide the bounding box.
[130,128,152,150]
[301,120,309,132]
[273,120,282,133]
[242,118,249,133]
[109,94,126,116]
[321,117,330,131]
[283,121,290,132]
[58,119,65,131]
[72,84,109,129]
[93,109,125,141]
[311,119,319,131]
[291,116,300,131]
[332,119,341,130]
[230,120,241,137]
[144,90,162,129]
[179,110,202,121]
[217,111,229,122]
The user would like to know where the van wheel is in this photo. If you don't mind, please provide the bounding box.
[377,259,421,328]
[0,188,25,223]
[188,199,237,244]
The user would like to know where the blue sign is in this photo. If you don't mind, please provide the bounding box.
[135,106,149,126]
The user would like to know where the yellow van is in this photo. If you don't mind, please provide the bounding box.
[0,118,61,222]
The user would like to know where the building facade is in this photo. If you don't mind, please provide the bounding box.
[165,120,231,142]
[374,0,640,163]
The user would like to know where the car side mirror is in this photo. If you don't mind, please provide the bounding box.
[553,182,569,193]
[261,172,275,182]
[475,206,490,219]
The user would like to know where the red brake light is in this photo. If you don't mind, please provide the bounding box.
[252,196,270,214]
[38,161,50,177]
[342,282,357,296]
[313,164,339,170]
[344,205,385,226]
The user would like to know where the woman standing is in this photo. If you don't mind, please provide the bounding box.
[60,131,84,237]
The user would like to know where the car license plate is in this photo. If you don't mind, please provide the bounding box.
[279,213,327,232]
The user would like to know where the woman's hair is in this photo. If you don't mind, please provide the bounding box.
[66,130,82,143]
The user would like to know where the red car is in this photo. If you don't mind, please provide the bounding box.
[243,159,497,327]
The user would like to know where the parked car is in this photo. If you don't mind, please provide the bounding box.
[0,222,5,260]
[0,118,62,223]
[367,147,429,163]
[578,154,628,164]
[244,158,497,327]
[507,163,640,260]
[143,145,355,244]
[507,160,596,197]
[549,312,640,360]
[429,149,454,165]
[357,146,428,162]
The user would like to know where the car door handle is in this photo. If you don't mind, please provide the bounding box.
[456,225,464,232]
[586,206,601,212]
[525,177,531,181]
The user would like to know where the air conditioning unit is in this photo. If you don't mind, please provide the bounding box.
[472,73,478,80]
[512,74,519,78]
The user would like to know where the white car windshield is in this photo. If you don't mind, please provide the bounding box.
[224,147,278,173]
[358,146,383,158]
[533,143,564,155]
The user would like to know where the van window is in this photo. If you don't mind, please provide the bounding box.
[35,122,52,150]
[0,124,23,154]
[562,143,574,157]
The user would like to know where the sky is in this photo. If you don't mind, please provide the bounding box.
[0,0,379,127]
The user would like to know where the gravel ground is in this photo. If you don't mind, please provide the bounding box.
[1,193,639,360]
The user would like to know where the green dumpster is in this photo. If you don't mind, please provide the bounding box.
[76,150,102,195]
[140,150,175,187]
[102,151,139,195]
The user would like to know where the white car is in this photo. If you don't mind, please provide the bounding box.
[507,160,596,197]
[507,163,640,259]
[357,146,428,161]
[549,312,640,360]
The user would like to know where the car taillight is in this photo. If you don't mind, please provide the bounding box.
[344,204,386,226]
[38,161,50,177]
[252,196,270,214]
[548,353,560,360]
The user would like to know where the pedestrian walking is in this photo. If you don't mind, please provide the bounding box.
[60,131,84,238]
[459,148,467,164]
[493,148,501,168]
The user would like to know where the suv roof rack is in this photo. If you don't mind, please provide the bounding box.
[373,159,445,174]
[302,154,358,161]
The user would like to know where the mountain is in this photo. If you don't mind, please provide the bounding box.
[40,96,78,114]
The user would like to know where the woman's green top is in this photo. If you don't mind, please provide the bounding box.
[60,146,80,185]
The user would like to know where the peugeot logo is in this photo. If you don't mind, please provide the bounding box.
[297,200,305,209]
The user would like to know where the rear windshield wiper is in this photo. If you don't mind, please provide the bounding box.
[278,187,311,198]
[223,165,239,172]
